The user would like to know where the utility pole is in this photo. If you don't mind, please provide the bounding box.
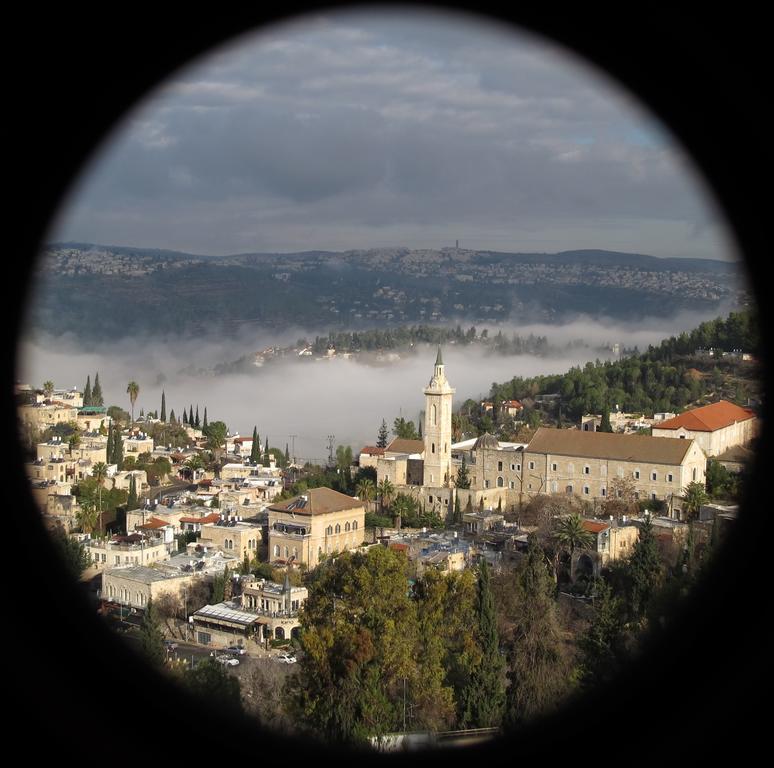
[289,434,297,465]
[327,435,335,467]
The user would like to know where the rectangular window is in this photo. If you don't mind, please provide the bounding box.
[583,486,590,495]
[667,473,673,482]
[601,488,607,497]
[634,470,640,479]
[552,463,557,471]
[197,631,212,645]
[516,464,521,472]
[651,493,657,501]
[529,461,535,470]
[511,464,516,471]
[651,472,657,481]
[429,495,433,503]
[497,461,503,471]
[584,466,590,475]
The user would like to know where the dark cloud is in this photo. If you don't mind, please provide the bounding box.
[52,7,736,261]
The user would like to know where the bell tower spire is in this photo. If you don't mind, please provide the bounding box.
[423,348,454,487]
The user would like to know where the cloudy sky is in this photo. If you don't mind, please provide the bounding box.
[50,7,737,260]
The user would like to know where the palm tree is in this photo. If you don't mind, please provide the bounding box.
[91,461,109,535]
[681,481,709,521]
[127,381,140,424]
[377,478,395,515]
[42,380,54,401]
[554,512,594,582]
[355,478,376,512]
[390,493,414,528]
[76,498,99,535]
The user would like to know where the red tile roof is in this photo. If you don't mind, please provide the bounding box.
[582,520,610,534]
[359,446,385,456]
[138,517,169,529]
[654,400,755,432]
[179,513,221,524]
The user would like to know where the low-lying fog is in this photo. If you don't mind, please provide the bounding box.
[17,310,733,463]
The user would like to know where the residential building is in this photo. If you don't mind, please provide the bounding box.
[651,400,758,457]
[267,487,366,569]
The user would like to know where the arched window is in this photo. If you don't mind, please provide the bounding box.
[497,476,504,487]
[284,546,289,558]
[432,404,437,425]
[326,525,333,535]
[566,485,573,494]
[273,544,280,557]
[345,522,351,531]
[353,521,358,530]
[335,523,341,534]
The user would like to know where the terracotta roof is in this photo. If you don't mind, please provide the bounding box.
[389,542,409,552]
[138,517,169,529]
[526,427,695,465]
[359,446,385,456]
[582,520,610,534]
[233,436,252,443]
[386,438,425,455]
[653,400,755,432]
[269,487,365,517]
[502,400,523,408]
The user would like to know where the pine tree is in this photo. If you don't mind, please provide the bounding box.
[627,515,663,621]
[455,455,471,489]
[377,419,389,449]
[83,375,92,407]
[202,407,208,430]
[169,409,176,424]
[160,391,166,422]
[459,560,505,727]
[92,373,103,406]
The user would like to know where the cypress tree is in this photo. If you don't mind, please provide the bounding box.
[600,405,613,433]
[182,409,188,425]
[627,515,663,621]
[202,407,208,430]
[92,373,103,406]
[285,443,290,464]
[454,494,462,524]
[127,474,138,510]
[83,375,92,407]
[264,436,269,464]
[107,421,114,465]
[459,560,505,727]
[250,427,259,463]
[189,405,194,426]
[113,428,123,470]
[139,599,166,669]
[160,391,166,422]
[169,409,176,424]
[195,406,200,429]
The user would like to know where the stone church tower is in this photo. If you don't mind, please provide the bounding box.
[423,348,455,487]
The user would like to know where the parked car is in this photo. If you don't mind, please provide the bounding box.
[278,652,297,664]
[225,646,246,656]
[215,655,239,667]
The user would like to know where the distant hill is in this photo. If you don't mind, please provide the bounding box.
[26,243,747,340]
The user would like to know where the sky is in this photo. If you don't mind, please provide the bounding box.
[48,7,738,261]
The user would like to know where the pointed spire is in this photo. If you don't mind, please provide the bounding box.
[435,346,443,366]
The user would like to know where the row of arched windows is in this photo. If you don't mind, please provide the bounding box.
[325,521,359,535]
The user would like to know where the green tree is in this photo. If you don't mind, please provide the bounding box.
[553,513,594,581]
[43,380,54,400]
[183,656,243,713]
[453,493,462,525]
[50,526,90,580]
[681,481,709,521]
[202,407,208,430]
[579,579,629,689]
[455,455,471,489]
[83,374,92,407]
[92,372,104,406]
[393,416,419,440]
[204,420,228,458]
[127,474,138,510]
[160,390,166,422]
[599,405,613,432]
[503,534,569,728]
[627,515,664,621]
[126,381,139,424]
[112,427,123,470]
[76,498,99,535]
[138,599,166,668]
[356,478,376,512]
[459,560,505,728]
[377,478,395,514]
[195,405,200,429]
[250,427,260,464]
[377,419,389,448]
[287,547,419,744]
[169,408,176,424]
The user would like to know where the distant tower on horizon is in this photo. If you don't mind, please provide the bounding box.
[423,347,455,487]
[456,239,459,249]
